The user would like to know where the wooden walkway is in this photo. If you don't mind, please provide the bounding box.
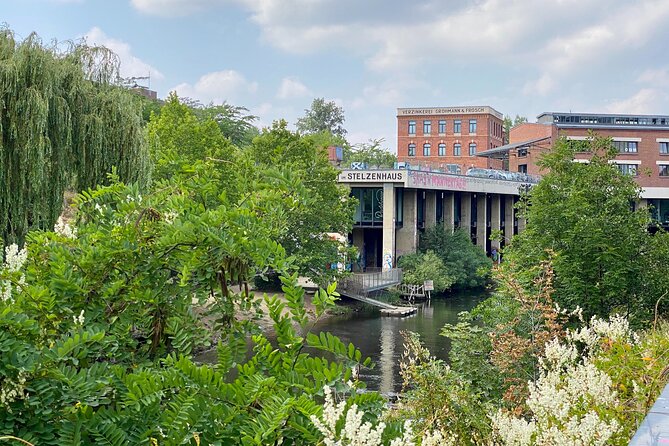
[339,269,416,317]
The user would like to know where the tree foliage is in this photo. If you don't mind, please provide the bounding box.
[296,98,347,138]
[343,138,397,168]
[504,135,668,322]
[418,227,492,290]
[246,120,356,284]
[397,250,454,293]
[0,29,149,245]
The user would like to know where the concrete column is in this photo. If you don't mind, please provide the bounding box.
[476,193,487,250]
[425,190,437,229]
[443,192,454,233]
[517,216,526,233]
[504,196,514,245]
[460,193,472,235]
[638,199,648,209]
[382,183,396,270]
[491,194,501,250]
[396,189,418,258]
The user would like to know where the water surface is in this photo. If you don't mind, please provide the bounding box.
[310,292,485,394]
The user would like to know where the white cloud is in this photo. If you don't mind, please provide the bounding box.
[604,89,669,114]
[637,67,669,86]
[276,77,311,99]
[170,70,258,104]
[130,0,222,16]
[83,27,164,81]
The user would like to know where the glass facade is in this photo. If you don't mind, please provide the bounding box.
[650,199,669,225]
[351,188,384,226]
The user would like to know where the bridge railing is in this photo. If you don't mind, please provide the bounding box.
[340,269,403,296]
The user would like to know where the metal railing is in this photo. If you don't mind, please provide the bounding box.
[340,269,402,296]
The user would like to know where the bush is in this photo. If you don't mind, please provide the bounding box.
[397,250,454,293]
[419,228,492,290]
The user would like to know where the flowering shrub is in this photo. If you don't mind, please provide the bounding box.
[492,314,669,446]
[311,385,453,446]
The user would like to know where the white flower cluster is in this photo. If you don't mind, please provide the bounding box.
[54,216,77,239]
[568,314,635,353]
[1,244,28,303]
[0,371,28,410]
[311,385,452,446]
[493,316,626,446]
[73,309,85,326]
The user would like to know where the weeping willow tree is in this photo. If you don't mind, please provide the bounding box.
[0,28,149,245]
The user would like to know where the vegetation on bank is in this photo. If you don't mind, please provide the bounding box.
[399,228,492,293]
[0,28,667,445]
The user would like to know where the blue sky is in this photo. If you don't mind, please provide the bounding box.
[3,0,669,151]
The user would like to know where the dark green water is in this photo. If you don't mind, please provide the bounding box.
[311,292,485,394]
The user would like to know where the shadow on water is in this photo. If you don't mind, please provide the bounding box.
[310,290,488,394]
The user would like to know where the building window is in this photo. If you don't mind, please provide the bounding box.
[469,143,477,156]
[518,148,528,157]
[408,120,416,135]
[423,120,431,135]
[617,164,638,176]
[612,141,638,153]
[454,143,461,156]
[660,165,669,177]
[518,164,528,174]
[469,119,477,134]
[660,142,669,154]
[438,120,446,134]
[438,143,446,156]
[423,143,431,156]
[454,120,461,133]
[408,143,416,156]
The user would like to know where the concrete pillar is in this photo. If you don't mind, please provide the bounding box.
[476,193,487,250]
[460,193,472,235]
[443,192,454,233]
[517,216,526,233]
[504,196,515,245]
[638,199,648,209]
[396,189,418,258]
[491,194,501,250]
[382,183,396,270]
[425,190,437,229]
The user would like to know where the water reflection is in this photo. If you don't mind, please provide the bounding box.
[311,292,485,393]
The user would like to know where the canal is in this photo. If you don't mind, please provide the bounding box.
[310,292,486,394]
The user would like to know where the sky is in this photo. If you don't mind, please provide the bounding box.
[3,0,669,152]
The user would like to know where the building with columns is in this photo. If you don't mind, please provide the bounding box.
[339,169,528,270]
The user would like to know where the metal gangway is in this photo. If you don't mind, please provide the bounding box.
[339,269,416,316]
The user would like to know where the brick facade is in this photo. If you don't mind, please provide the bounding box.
[397,106,504,173]
[509,115,669,190]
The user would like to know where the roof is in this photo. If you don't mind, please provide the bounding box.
[476,136,551,158]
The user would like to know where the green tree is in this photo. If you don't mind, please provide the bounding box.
[343,138,397,168]
[193,102,259,147]
[419,227,492,289]
[147,93,238,198]
[0,29,149,245]
[505,135,659,321]
[296,98,347,138]
[397,250,454,293]
[503,114,528,143]
[246,120,356,283]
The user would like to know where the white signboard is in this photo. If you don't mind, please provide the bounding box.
[424,280,434,291]
[338,170,406,183]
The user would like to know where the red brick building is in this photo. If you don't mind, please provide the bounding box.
[501,112,669,224]
[397,106,505,173]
